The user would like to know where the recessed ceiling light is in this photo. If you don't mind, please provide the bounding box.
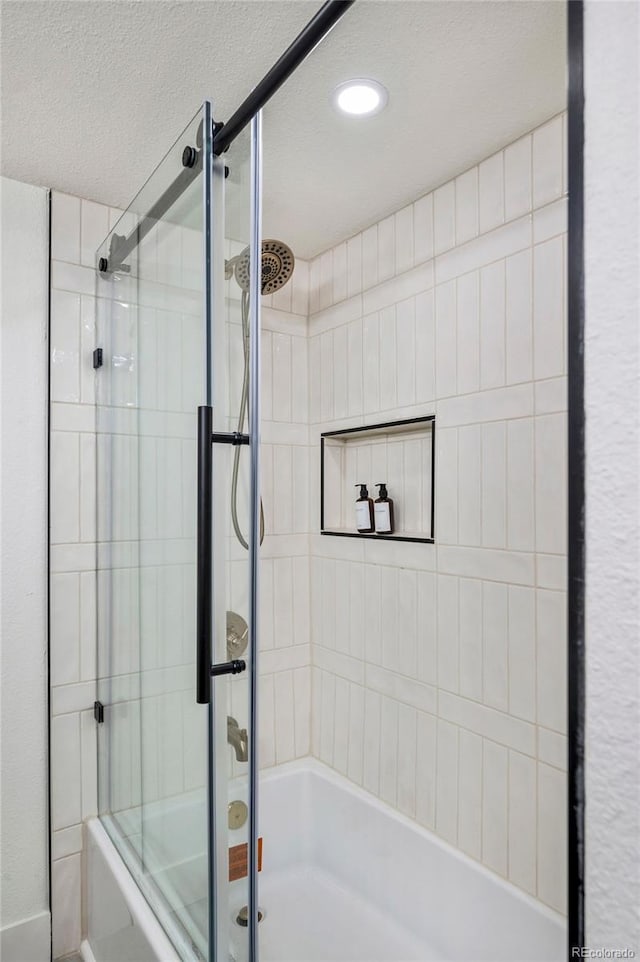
[332,79,388,117]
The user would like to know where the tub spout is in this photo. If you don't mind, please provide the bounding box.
[227,715,248,762]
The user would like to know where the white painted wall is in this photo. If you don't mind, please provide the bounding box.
[0,177,51,959]
[584,1,640,952]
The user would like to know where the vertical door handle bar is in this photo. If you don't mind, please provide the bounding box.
[196,404,213,704]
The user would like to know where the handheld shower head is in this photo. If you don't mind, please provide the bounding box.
[228,238,294,551]
[231,239,295,295]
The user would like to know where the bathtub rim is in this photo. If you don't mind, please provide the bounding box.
[85,816,184,962]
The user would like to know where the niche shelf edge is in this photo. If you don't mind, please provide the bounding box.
[320,414,436,543]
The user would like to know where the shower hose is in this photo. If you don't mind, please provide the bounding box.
[231,289,265,550]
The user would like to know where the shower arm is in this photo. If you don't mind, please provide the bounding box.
[99,0,355,274]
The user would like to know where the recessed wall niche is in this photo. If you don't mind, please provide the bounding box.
[320,416,435,543]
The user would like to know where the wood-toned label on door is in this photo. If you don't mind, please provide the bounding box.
[229,838,263,882]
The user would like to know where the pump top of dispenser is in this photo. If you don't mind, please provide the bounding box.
[375,483,388,498]
[355,483,369,499]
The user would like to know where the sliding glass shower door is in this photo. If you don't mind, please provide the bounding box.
[94,103,261,962]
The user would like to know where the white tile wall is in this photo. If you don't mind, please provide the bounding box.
[51,853,81,958]
[479,152,505,234]
[307,112,567,915]
[49,195,105,960]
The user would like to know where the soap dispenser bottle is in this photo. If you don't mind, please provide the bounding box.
[374,483,395,534]
[354,483,374,533]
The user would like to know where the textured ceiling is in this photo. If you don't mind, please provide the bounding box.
[0,0,566,258]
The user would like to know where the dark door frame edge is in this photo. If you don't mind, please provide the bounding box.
[567,0,586,953]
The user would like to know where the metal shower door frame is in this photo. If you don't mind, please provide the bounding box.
[246,109,263,962]
[201,101,263,962]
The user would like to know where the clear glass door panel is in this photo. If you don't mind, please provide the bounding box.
[95,106,211,960]
[210,121,256,962]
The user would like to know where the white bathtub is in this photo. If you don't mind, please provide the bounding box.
[86,758,565,961]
